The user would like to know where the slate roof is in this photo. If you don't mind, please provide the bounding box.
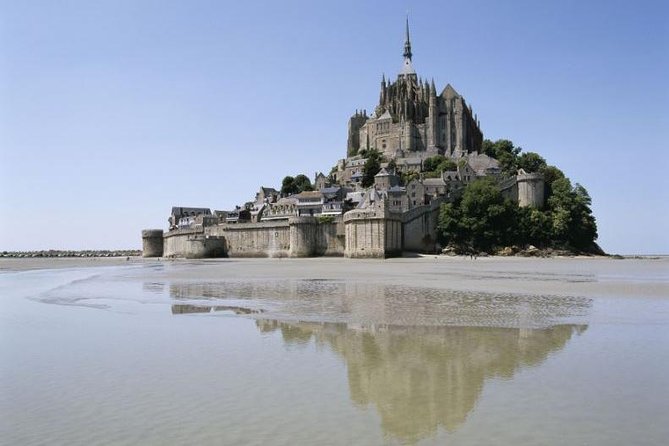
[321,186,341,195]
[466,153,500,175]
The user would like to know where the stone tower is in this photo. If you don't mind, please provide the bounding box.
[346,19,483,159]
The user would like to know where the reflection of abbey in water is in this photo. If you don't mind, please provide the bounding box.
[257,320,587,444]
[168,280,591,329]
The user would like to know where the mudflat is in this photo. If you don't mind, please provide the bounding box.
[2,255,668,445]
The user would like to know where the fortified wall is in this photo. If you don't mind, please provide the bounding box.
[499,171,545,208]
[148,199,444,259]
[155,216,346,259]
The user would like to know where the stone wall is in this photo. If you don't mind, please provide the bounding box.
[344,207,403,258]
[402,199,442,253]
[163,228,226,259]
[161,203,442,259]
[141,229,164,257]
[289,217,345,257]
[209,221,291,258]
[499,173,545,208]
[516,173,545,208]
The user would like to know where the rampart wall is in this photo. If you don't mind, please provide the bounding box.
[209,221,291,257]
[160,217,345,258]
[163,228,226,259]
[142,229,164,257]
[344,208,403,258]
[499,174,544,208]
[402,199,442,253]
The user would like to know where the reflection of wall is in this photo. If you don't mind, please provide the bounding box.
[256,320,586,444]
[168,280,591,330]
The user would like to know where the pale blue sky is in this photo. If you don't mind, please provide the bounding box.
[1,0,667,254]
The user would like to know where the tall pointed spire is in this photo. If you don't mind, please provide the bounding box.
[403,16,412,61]
[399,16,416,78]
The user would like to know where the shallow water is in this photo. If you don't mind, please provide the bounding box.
[1,259,668,445]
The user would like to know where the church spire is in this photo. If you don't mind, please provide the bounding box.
[399,16,416,78]
[403,16,412,61]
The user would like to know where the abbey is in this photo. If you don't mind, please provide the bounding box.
[143,21,545,259]
[348,20,482,159]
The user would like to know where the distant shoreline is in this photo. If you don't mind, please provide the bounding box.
[1,249,141,259]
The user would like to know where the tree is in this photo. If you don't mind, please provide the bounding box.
[547,178,598,250]
[540,165,565,201]
[423,155,457,174]
[517,206,551,247]
[294,174,313,192]
[361,149,382,187]
[438,178,517,253]
[281,174,313,196]
[517,152,547,173]
[437,203,464,247]
[401,170,420,185]
[482,139,522,174]
[281,176,297,196]
[423,155,445,172]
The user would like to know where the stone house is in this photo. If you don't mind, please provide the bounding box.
[373,167,401,190]
[406,179,425,207]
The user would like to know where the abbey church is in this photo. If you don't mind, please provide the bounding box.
[348,20,483,159]
[146,20,545,259]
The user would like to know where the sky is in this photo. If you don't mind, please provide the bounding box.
[1,0,667,254]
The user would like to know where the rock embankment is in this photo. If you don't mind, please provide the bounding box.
[0,250,142,258]
[441,242,607,258]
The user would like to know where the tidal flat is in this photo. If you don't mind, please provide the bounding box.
[1,257,668,445]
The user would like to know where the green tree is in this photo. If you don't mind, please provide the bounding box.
[517,206,552,247]
[547,178,598,250]
[423,155,457,174]
[540,165,565,201]
[437,203,464,247]
[437,159,457,172]
[482,139,522,174]
[438,178,517,253]
[517,152,547,173]
[423,155,445,172]
[281,176,297,196]
[361,149,382,187]
[281,174,313,196]
[401,170,420,185]
[294,174,313,192]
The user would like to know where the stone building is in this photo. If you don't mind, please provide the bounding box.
[150,19,547,260]
[347,20,482,159]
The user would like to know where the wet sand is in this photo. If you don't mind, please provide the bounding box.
[0,256,149,271]
[2,255,668,445]
[3,256,666,301]
[141,256,669,300]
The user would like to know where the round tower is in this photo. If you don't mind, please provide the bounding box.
[516,173,545,208]
[141,229,164,257]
